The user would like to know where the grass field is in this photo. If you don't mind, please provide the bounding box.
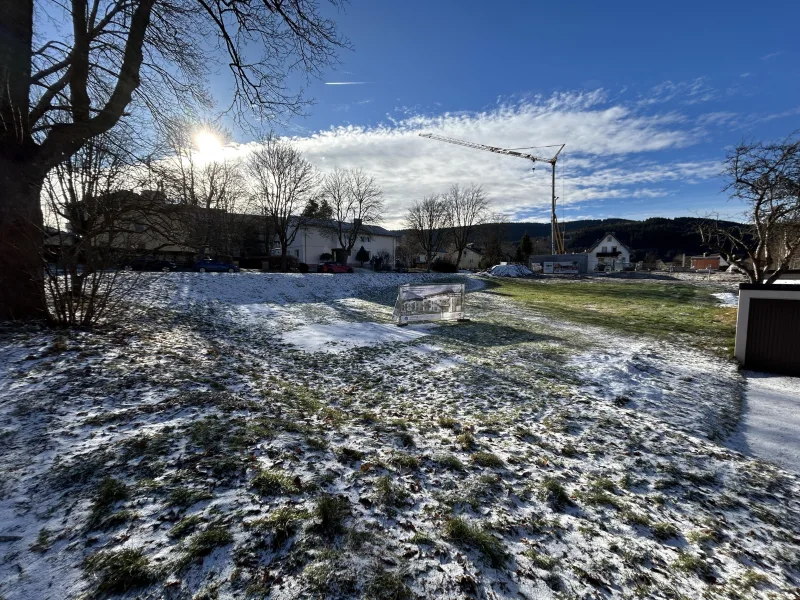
[490,278,738,356]
[1,272,797,600]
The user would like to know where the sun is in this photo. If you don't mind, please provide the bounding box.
[195,130,223,156]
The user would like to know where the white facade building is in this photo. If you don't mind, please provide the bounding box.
[283,220,399,266]
[586,232,632,271]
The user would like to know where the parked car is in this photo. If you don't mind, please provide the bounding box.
[195,259,240,273]
[121,257,177,272]
[317,261,353,274]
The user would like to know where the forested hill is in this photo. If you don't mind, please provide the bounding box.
[395,217,745,261]
[506,217,744,261]
[566,217,744,260]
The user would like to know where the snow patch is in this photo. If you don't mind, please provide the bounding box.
[729,372,800,474]
[712,291,739,307]
[280,321,432,353]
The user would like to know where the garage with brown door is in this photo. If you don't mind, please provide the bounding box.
[735,284,800,376]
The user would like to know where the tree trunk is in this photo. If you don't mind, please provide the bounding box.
[455,248,464,270]
[0,160,48,319]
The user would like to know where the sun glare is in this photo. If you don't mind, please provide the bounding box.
[195,130,222,156]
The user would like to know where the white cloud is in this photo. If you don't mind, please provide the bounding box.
[324,81,369,85]
[269,90,718,226]
[639,78,717,106]
[761,51,783,60]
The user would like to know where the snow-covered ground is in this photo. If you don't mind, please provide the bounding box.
[729,373,800,474]
[1,272,798,600]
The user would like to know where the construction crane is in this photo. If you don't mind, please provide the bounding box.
[419,133,566,254]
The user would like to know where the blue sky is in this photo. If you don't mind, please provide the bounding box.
[222,0,798,227]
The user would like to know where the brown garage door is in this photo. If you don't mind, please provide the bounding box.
[745,298,800,375]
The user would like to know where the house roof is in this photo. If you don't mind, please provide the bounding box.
[294,217,400,237]
[587,232,633,254]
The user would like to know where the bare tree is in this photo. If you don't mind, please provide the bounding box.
[444,183,489,268]
[405,195,450,272]
[395,237,419,269]
[479,213,509,269]
[0,0,345,320]
[154,119,246,259]
[321,168,384,260]
[41,132,149,325]
[700,134,800,284]
[248,136,317,271]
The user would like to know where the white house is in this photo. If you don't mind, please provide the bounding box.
[448,243,483,270]
[586,232,632,271]
[282,218,399,266]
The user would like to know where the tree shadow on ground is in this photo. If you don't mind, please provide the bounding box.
[429,321,560,347]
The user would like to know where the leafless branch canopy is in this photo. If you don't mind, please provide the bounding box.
[700,133,800,284]
[443,183,489,267]
[4,0,346,171]
[404,194,450,272]
[320,167,383,254]
[247,134,316,268]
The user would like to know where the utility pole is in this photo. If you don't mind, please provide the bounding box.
[419,133,566,254]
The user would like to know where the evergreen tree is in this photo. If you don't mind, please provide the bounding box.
[517,231,533,262]
[355,246,370,266]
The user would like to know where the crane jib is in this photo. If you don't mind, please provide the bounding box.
[419,132,567,254]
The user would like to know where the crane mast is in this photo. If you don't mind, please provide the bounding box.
[419,133,566,254]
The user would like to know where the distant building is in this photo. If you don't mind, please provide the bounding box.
[690,254,729,271]
[283,218,399,266]
[586,233,632,271]
[447,243,483,270]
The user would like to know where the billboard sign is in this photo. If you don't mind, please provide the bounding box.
[393,283,465,324]
[543,262,554,274]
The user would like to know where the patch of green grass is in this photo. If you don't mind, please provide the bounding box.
[492,279,737,355]
[182,526,233,566]
[409,532,434,545]
[560,443,578,457]
[456,432,476,451]
[471,451,504,468]
[581,490,622,509]
[539,478,574,511]
[99,510,139,529]
[621,508,652,527]
[84,547,155,594]
[374,474,409,507]
[312,495,350,536]
[391,452,420,470]
[443,516,507,568]
[435,453,465,471]
[652,522,679,541]
[251,470,300,496]
[523,548,559,570]
[89,478,129,526]
[335,447,365,462]
[169,514,204,538]
[397,431,415,447]
[166,486,213,508]
[30,528,53,553]
[437,416,459,429]
[364,568,412,600]
[672,551,711,577]
[262,506,310,547]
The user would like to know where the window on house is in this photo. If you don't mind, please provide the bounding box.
[612,246,617,252]
[295,249,300,257]
[607,236,612,241]
[601,246,608,252]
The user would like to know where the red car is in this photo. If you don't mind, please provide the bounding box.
[317,262,353,273]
